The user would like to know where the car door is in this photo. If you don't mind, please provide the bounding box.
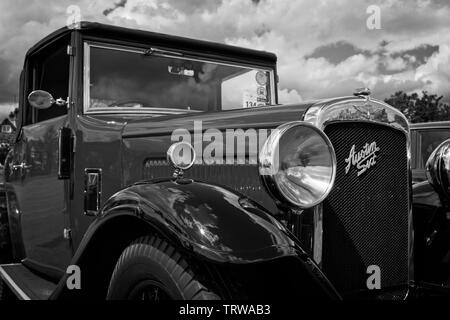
[8,36,73,274]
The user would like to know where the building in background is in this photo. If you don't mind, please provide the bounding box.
[0,118,16,145]
[0,118,16,167]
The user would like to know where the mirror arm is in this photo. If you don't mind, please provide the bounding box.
[54,98,67,107]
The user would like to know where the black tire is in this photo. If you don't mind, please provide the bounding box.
[106,236,220,300]
[0,279,15,300]
[0,280,4,299]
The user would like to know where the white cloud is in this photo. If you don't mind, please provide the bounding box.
[415,44,450,95]
[278,88,302,104]
[384,56,408,72]
[0,103,17,120]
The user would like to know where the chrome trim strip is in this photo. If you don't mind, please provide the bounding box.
[0,264,31,300]
[83,41,90,116]
[407,128,414,294]
[82,108,200,115]
[303,96,413,292]
[304,97,409,134]
[313,204,323,267]
[411,125,450,130]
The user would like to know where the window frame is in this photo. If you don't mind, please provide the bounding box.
[25,37,71,125]
[83,41,276,115]
[413,127,450,169]
[1,125,12,133]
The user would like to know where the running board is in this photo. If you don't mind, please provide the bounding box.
[0,263,56,300]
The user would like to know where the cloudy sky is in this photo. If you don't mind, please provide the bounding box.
[0,0,449,119]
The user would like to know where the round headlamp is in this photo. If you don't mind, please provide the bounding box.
[259,121,336,209]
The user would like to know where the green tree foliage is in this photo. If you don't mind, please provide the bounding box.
[8,107,18,121]
[384,91,450,123]
[0,144,9,165]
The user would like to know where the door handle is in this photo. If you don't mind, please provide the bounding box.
[12,161,32,171]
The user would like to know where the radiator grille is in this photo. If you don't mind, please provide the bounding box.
[322,122,409,294]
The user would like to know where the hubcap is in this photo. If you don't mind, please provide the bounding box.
[128,280,172,301]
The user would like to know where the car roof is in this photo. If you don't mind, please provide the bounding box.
[410,121,450,130]
[25,21,277,67]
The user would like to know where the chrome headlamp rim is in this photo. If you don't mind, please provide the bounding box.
[259,121,337,209]
[167,141,196,171]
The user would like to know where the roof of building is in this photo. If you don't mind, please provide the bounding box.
[0,118,16,130]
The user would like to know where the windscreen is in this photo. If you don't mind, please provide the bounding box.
[87,45,274,113]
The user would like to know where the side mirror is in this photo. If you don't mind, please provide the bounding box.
[28,90,54,109]
[28,90,67,109]
[426,139,450,200]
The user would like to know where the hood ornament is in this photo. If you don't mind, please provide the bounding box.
[167,142,196,179]
[353,87,371,101]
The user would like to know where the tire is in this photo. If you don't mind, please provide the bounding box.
[0,279,15,300]
[106,236,220,300]
[0,280,4,299]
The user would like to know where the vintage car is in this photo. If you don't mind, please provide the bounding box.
[0,21,446,300]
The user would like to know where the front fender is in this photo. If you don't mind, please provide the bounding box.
[101,178,298,263]
[53,178,340,299]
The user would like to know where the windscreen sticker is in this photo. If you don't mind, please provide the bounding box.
[243,91,258,108]
[257,95,267,103]
[257,86,267,98]
[255,71,268,85]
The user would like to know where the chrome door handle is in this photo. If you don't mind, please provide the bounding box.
[12,162,32,170]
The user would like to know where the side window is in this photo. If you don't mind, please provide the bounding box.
[417,129,450,168]
[28,42,70,124]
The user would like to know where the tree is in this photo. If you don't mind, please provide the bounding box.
[384,91,450,123]
[8,107,18,121]
[0,143,10,165]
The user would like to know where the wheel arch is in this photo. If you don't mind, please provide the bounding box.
[52,212,159,299]
[0,184,15,264]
